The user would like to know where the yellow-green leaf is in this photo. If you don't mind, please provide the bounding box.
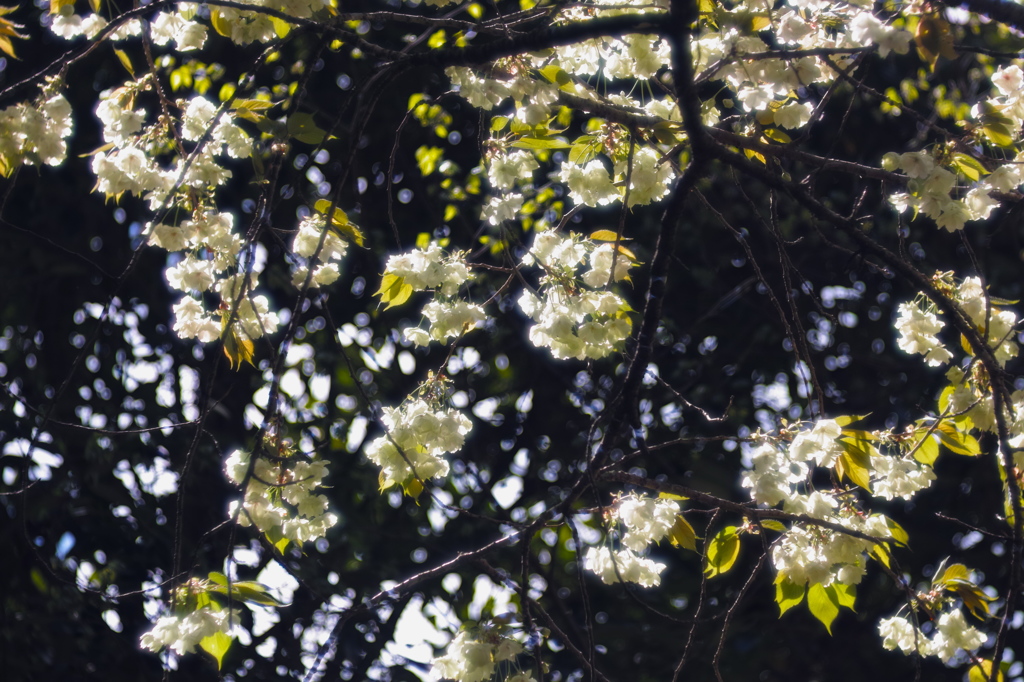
[209,9,232,37]
[200,629,233,670]
[951,153,988,182]
[590,229,630,242]
[833,414,869,427]
[831,582,856,610]
[270,16,292,38]
[969,660,1005,682]
[837,438,873,492]
[510,136,572,150]
[807,583,840,634]
[885,517,909,546]
[287,112,326,145]
[934,421,981,456]
[416,146,444,176]
[775,577,805,615]
[113,49,134,77]
[704,526,741,577]
[375,273,413,310]
[49,0,75,14]
[763,128,791,144]
[760,519,787,533]
[668,515,698,551]
[427,29,446,48]
[911,432,940,465]
[222,325,255,371]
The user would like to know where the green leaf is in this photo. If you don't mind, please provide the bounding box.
[763,128,791,144]
[490,116,510,132]
[510,136,572,150]
[950,153,988,182]
[113,49,134,78]
[834,414,869,427]
[568,135,602,165]
[831,582,856,610]
[538,65,573,90]
[934,421,981,456]
[979,102,1016,147]
[668,515,698,551]
[416,146,444,176]
[885,517,909,546]
[287,112,326,145]
[651,121,683,146]
[807,583,840,634]
[209,10,232,37]
[911,431,940,465]
[590,229,627,242]
[836,438,873,492]
[704,526,740,577]
[760,519,787,533]
[222,324,255,371]
[375,273,413,310]
[427,29,446,48]
[313,199,365,247]
[200,629,233,670]
[775,577,805,615]
[969,660,1005,682]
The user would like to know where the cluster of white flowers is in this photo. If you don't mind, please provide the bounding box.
[615,494,679,551]
[224,449,337,544]
[387,244,487,345]
[584,546,666,588]
[364,396,473,491]
[584,493,679,587]
[740,419,935,586]
[0,84,73,175]
[772,514,890,587]
[386,243,471,296]
[878,610,986,661]
[956,277,1019,366]
[896,277,1018,372]
[894,301,953,367]
[884,150,1019,233]
[140,605,243,655]
[517,230,634,360]
[558,146,675,209]
[291,213,348,289]
[432,630,527,682]
[150,8,208,52]
[872,455,936,501]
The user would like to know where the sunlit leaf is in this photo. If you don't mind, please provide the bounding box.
[775,577,805,615]
[807,583,840,634]
[704,526,740,577]
[200,629,233,670]
[375,273,413,310]
[222,324,255,371]
[668,515,698,551]
[510,136,572,150]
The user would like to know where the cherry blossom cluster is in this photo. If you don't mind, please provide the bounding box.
[291,212,348,289]
[884,150,1019,232]
[584,493,680,588]
[0,81,72,176]
[431,628,532,682]
[385,243,487,346]
[517,230,635,360]
[141,604,243,656]
[878,609,985,661]
[224,447,337,544]
[364,391,473,493]
[897,276,1019,369]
